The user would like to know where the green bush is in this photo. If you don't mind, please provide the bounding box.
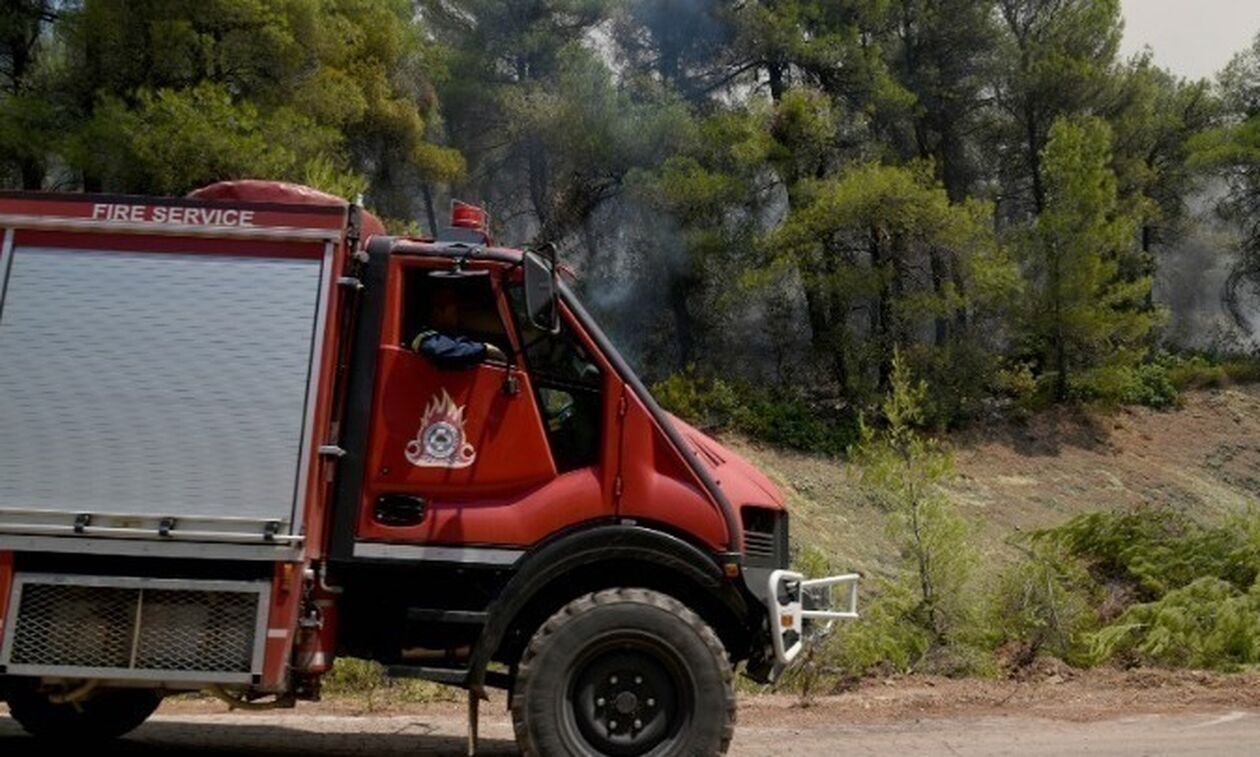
[1165,353,1260,390]
[991,541,1101,666]
[793,503,1260,676]
[651,368,741,430]
[1066,354,1180,409]
[322,658,457,708]
[1034,507,1260,599]
[733,391,859,455]
[847,353,989,675]
[1121,361,1180,409]
[992,360,1042,411]
[823,578,935,676]
[1089,577,1260,671]
[902,342,1005,428]
[1059,350,1260,410]
[652,369,860,455]
[1072,352,1260,409]
[1002,506,1260,671]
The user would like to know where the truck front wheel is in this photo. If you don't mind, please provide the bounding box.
[6,685,161,741]
[511,588,735,756]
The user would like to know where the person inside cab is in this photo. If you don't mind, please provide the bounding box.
[409,281,508,370]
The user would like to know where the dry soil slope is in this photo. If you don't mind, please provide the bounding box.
[728,385,1260,576]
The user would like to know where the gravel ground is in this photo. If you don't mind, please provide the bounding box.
[2,670,1258,755]
[2,707,1258,756]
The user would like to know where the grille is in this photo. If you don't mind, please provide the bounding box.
[2,575,266,682]
[742,506,789,568]
[743,530,778,559]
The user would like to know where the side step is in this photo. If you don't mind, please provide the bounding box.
[387,665,511,689]
[406,608,489,625]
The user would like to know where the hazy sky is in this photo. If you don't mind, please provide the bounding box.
[1121,0,1260,80]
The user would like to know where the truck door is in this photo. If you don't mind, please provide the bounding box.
[352,259,610,560]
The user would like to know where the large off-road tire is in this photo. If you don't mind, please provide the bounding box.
[6,685,162,740]
[511,588,735,756]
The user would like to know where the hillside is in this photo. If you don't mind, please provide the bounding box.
[729,385,1260,577]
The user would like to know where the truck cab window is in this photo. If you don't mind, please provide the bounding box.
[402,269,512,362]
[508,285,602,473]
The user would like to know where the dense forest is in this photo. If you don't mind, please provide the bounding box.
[3,0,1260,441]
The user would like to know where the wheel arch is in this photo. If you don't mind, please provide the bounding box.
[467,523,755,692]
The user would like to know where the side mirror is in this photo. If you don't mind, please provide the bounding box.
[523,245,560,334]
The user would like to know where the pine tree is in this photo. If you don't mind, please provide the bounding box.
[1020,116,1160,401]
[855,351,976,649]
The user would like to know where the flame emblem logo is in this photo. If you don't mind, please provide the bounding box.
[405,389,477,468]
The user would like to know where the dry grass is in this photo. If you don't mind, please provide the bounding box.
[726,385,1260,575]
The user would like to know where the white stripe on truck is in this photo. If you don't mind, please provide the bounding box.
[352,542,524,565]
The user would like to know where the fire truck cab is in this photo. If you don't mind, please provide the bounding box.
[0,182,857,755]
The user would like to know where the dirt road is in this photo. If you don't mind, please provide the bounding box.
[2,707,1257,755]
[3,671,1258,755]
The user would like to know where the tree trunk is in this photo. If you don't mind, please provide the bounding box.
[890,230,908,348]
[802,276,830,351]
[421,184,439,237]
[527,143,550,237]
[766,60,786,101]
[669,276,695,369]
[827,285,850,391]
[1026,106,1044,215]
[870,226,894,388]
[1055,338,1068,401]
[19,157,43,190]
[1052,242,1067,401]
[1142,223,1155,310]
[952,264,969,334]
[929,248,949,347]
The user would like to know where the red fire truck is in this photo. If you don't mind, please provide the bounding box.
[0,181,857,755]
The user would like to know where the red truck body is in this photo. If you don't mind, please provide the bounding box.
[0,182,854,754]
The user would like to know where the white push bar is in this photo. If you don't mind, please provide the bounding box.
[766,569,860,664]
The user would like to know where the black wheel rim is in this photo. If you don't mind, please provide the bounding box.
[564,633,692,756]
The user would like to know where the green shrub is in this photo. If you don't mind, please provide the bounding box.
[1060,349,1260,410]
[1015,506,1260,671]
[1034,507,1260,599]
[1121,361,1180,409]
[322,658,457,708]
[731,391,859,455]
[992,361,1041,410]
[847,352,988,674]
[902,341,1004,428]
[652,368,860,455]
[651,368,741,430]
[1166,353,1260,390]
[823,578,935,676]
[992,541,1101,666]
[323,657,388,694]
[1066,354,1180,409]
[1089,577,1260,671]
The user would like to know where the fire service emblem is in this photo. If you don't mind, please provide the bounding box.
[406,389,477,468]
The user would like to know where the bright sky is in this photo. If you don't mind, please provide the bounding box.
[1121,0,1260,80]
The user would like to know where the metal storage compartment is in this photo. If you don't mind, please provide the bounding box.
[0,239,332,557]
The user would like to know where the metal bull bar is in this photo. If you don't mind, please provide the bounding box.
[766,569,861,665]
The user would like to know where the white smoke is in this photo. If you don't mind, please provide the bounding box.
[1154,183,1259,353]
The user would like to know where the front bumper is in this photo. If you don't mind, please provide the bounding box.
[765,569,859,665]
